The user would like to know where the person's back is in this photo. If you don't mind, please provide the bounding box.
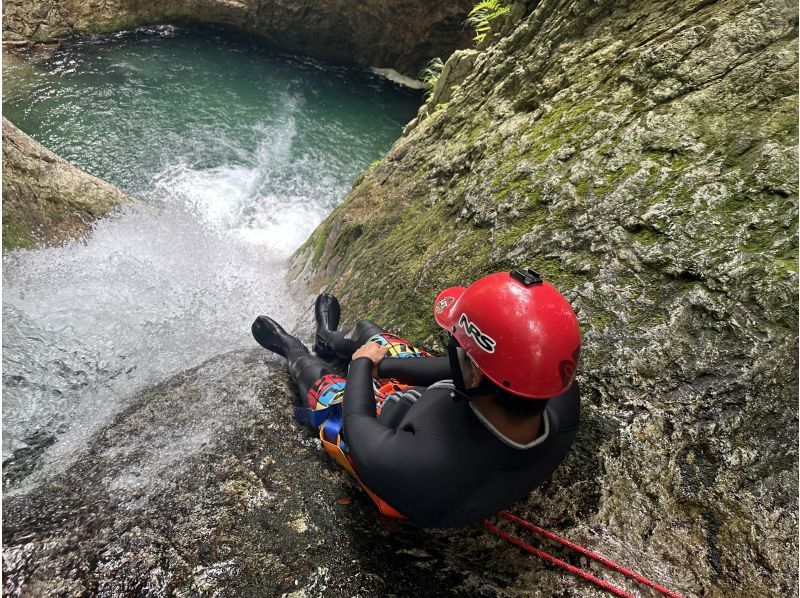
[344,371,580,527]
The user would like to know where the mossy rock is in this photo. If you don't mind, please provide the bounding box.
[293,0,799,594]
[2,117,132,251]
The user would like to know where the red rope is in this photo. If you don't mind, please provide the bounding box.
[483,519,635,598]
[499,512,683,597]
[484,511,684,598]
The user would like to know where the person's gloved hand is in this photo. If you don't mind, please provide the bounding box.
[352,341,388,378]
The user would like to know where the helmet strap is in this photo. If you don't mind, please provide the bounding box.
[447,334,497,402]
[447,333,468,400]
[451,380,500,402]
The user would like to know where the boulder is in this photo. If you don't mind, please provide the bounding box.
[2,117,132,250]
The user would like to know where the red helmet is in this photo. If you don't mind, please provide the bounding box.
[433,269,581,399]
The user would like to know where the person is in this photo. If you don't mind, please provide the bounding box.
[251,268,581,528]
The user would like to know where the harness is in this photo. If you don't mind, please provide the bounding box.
[295,375,408,519]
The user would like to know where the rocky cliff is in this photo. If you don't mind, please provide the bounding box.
[2,0,473,79]
[2,117,132,250]
[293,0,799,595]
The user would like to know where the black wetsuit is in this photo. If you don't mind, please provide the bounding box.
[344,355,580,528]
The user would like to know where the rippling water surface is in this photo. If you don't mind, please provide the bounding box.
[2,25,420,486]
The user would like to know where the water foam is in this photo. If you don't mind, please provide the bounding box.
[2,202,297,486]
[2,26,419,491]
[148,117,337,251]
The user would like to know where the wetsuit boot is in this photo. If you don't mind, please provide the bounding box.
[313,293,341,358]
[252,315,333,401]
[317,318,387,360]
[313,293,383,354]
[310,293,389,360]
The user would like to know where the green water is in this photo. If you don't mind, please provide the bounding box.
[3,24,421,246]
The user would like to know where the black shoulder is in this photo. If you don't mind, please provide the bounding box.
[548,381,580,432]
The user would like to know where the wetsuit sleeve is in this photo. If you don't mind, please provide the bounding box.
[343,357,448,525]
[376,356,452,386]
[344,357,384,419]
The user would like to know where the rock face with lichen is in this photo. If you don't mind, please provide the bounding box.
[293,0,799,595]
[2,117,132,250]
[2,0,473,79]
[3,348,618,597]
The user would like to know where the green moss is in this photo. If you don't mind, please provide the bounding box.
[697,89,798,162]
[595,162,640,195]
[2,217,36,251]
[742,230,774,253]
[414,160,432,177]
[534,257,582,291]
[588,309,614,330]
[632,227,661,245]
[298,222,330,269]
[492,176,540,203]
[774,256,798,274]
[575,178,590,198]
[311,231,326,267]
[351,159,384,190]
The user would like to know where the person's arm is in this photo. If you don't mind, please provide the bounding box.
[343,357,445,525]
[376,356,452,386]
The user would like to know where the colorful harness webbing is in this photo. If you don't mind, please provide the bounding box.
[294,383,408,518]
[293,332,432,519]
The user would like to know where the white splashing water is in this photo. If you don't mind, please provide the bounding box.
[148,117,336,251]
[2,201,297,481]
[1,117,336,488]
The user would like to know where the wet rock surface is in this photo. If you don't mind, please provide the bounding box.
[294,0,799,595]
[2,348,614,597]
[2,0,473,79]
[2,117,132,250]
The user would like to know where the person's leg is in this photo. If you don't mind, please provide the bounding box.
[314,294,386,360]
[252,315,334,403]
[314,293,431,362]
[327,319,386,357]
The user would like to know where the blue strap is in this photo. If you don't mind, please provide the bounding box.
[294,405,337,427]
[293,378,348,448]
[293,401,345,445]
[321,406,344,445]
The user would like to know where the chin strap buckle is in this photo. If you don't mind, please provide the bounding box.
[510,268,543,286]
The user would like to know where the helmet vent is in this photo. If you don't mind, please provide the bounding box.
[503,380,511,387]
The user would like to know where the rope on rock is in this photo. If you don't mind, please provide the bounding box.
[484,511,684,598]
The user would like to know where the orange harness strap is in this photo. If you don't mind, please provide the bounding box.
[318,379,409,519]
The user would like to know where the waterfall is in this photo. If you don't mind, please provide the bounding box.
[2,25,420,489]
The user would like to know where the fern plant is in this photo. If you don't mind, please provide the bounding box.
[420,57,445,101]
[465,0,511,43]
